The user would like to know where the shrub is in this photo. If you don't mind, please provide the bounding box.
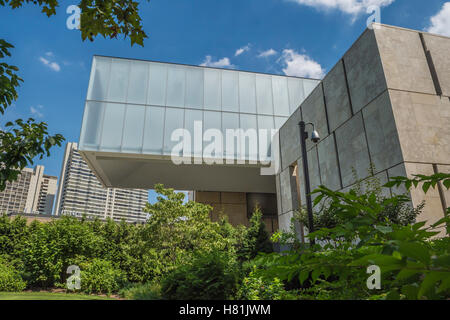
[236,206,273,261]
[20,216,101,287]
[160,250,239,300]
[79,259,127,295]
[119,281,162,300]
[237,268,296,300]
[0,259,26,291]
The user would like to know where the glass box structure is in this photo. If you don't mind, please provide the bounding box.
[79,56,319,193]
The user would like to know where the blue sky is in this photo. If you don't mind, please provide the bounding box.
[1,0,449,203]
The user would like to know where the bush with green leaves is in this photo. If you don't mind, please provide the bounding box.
[236,206,273,262]
[142,184,237,275]
[78,258,127,295]
[119,281,162,300]
[160,250,240,300]
[237,267,296,300]
[0,258,26,292]
[254,173,450,300]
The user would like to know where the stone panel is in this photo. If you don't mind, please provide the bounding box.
[279,107,302,171]
[296,146,321,205]
[278,211,293,233]
[362,91,403,172]
[195,191,220,203]
[322,60,352,132]
[436,165,450,210]
[404,163,445,234]
[387,162,408,196]
[343,29,387,113]
[335,112,371,187]
[374,26,435,95]
[423,33,450,97]
[221,192,246,204]
[222,203,249,226]
[275,174,282,216]
[280,168,293,214]
[317,134,341,191]
[389,90,450,165]
[301,83,329,151]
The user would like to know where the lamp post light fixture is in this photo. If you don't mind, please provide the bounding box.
[298,121,320,245]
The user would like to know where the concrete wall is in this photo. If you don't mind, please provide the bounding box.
[276,25,450,234]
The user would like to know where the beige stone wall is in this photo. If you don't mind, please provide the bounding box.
[276,25,450,234]
[195,191,278,234]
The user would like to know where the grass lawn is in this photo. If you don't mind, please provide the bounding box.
[0,291,116,300]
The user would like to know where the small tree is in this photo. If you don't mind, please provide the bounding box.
[237,206,273,261]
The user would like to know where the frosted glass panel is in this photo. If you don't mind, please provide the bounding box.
[255,75,274,115]
[148,63,167,106]
[143,106,165,154]
[101,103,126,151]
[127,61,149,104]
[107,59,130,103]
[204,111,222,158]
[239,114,258,160]
[238,72,256,114]
[222,113,239,159]
[88,57,111,101]
[122,105,146,153]
[288,78,304,114]
[184,109,203,157]
[80,101,105,148]
[257,115,275,160]
[163,107,184,153]
[204,111,221,131]
[166,67,186,107]
[221,71,239,112]
[204,69,221,110]
[272,76,290,116]
[185,67,204,109]
[275,117,287,130]
[303,80,318,98]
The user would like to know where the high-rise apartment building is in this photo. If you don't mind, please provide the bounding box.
[0,165,57,215]
[54,142,148,222]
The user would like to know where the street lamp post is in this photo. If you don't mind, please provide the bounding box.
[298,121,320,245]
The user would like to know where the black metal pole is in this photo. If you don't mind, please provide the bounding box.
[299,121,315,245]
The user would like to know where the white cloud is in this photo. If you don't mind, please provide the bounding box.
[258,49,278,58]
[426,2,450,37]
[235,44,251,56]
[200,55,234,68]
[45,51,54,57]
[30,105,44,118]
[289,0,395,15]
[39,57,61,72]
[279,49,325,79]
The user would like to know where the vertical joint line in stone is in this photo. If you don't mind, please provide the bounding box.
[341,58,355,116]
[333,132,344,190]
[433,164,448,215]
[419,33,443,96]
[321,82,331,135]
[360,111,373,169]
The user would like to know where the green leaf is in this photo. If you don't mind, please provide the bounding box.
[299,270,309,285]
[401,284,420,300]
[397,241,430,265]
[418,272,443,299]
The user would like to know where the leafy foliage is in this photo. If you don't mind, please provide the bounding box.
[253,173,450,300]
[0,39,22,114]
[160,250,240,300]
[0,257,26,292]
[237,267,295,300]
[79,258,127,295]
[2,0,149,46]
[236,206,273,261]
